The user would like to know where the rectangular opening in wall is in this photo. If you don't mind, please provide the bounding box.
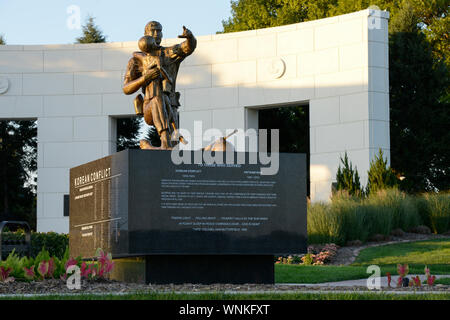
[0,120,37,230]
[63,194,69,217]
[258,104,310,198]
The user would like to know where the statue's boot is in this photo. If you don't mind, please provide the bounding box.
[140,139,160,150]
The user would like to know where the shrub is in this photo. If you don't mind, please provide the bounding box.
[307,189,424,246]
[301,253,314,265]
[1,231,69,259]
[422,193,450,234]
[366,149,398,195]
[366,189,420,232]
[307,202,342,244]
[335,152,362,197]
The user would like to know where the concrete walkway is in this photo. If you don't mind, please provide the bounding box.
[290,274,450,287]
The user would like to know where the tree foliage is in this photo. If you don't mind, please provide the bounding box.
[75,16,107,43]
[0,121,37,229]
[222,0,448,65]
[0,34,5,45]
[366,149,398,194]
[145,126,161,148]
[336,152,362,196]
[258,106,308,153]
[389,2,449,192]
[116,118,141,151]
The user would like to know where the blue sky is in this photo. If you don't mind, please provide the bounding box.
[0,0,233,45]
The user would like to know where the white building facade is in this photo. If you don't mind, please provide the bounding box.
[0,9,390,233]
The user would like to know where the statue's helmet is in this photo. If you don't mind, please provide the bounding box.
[144,21,162,35]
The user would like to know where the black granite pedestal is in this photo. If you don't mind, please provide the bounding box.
[69,150,307,284]
[112,255,274,284]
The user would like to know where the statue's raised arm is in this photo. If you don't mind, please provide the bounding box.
[176,26,197,58]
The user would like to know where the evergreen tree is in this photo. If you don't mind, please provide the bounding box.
[0,121,37,229]
[366,149,398,194]
[0,34,5,45]
[145,126,161,148]
[116,117,141,151]
[75,16,107,43]
[336,152,362,196]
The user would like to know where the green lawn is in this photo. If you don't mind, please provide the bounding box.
[275,264,450,283]
[353,238,450,266]
[435,278,450,285]
[275,238,450,284]
[275,265,368,283]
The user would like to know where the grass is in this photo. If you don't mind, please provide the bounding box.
[275,265,369,283]
[275,238,450,284]
[435,278,450,285]
[1,292,449,300]
[275,264,450,284]
[308,189,450,246]
[353,238,450,266]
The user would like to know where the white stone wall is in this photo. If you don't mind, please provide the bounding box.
[178,9,390,202]
[0,9,390,233]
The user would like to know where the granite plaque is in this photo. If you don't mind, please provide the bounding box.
[69,150,307,259]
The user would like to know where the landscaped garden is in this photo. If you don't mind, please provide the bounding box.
[276,238,450,284]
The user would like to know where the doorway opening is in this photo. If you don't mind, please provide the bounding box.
[258,104,310,198]
[0,120,37,230]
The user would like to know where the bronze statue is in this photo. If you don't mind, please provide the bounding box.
[123,21,196,149]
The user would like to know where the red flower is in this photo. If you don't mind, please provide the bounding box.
[386,272,391,287]
[397,264,409,277]
[65,258,78,271]
[412,276,421,287]
[80,262,89,279]
[427,275,436,286]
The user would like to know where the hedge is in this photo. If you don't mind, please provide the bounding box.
[1,231,68,259]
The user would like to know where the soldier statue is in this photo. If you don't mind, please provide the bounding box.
[123,21,196,149]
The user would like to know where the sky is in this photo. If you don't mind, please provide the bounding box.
[0,0,233,45]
